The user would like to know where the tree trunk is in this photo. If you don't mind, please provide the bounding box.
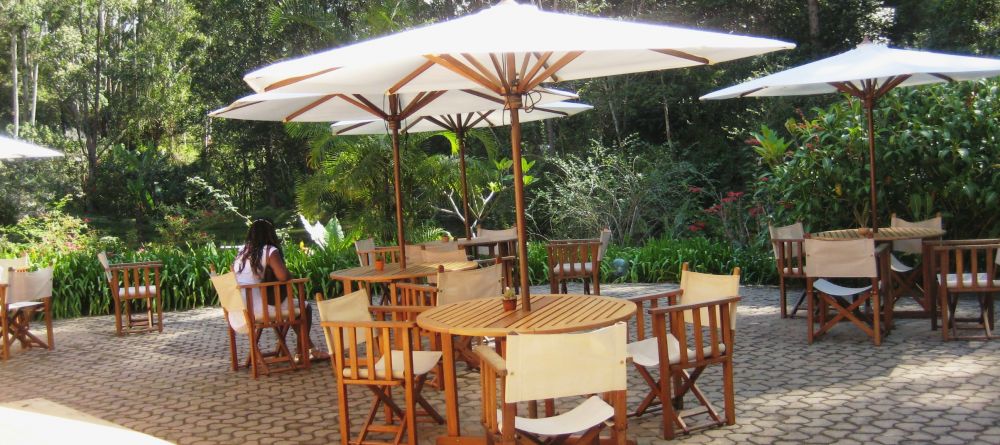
[807,0,820,53]
[29,61,38,125]
[11,31,19,137]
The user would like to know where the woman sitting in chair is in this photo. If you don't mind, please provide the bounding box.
[232,218,324,361]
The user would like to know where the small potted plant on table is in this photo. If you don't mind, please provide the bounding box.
[501,287,517,311]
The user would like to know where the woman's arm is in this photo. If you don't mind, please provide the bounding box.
[266,248,292,281]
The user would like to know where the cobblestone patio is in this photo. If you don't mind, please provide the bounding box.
[2,283,998,444]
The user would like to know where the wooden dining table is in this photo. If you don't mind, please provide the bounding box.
[416,294,636,443]
[328,261,478,295]
[456,234,518,259]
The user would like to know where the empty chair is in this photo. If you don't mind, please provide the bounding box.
[804,238,887,345]
[475,226,517,257]
[354,238,401,266]
[927,240,999,341]
[547,228,612,295]
[97,252,163,335]
[889,213,942,315]
[318,290,443,444]
[475,323,628,444]
[626,263,740,439]
[768,222,807,318]
[1,267,54,361]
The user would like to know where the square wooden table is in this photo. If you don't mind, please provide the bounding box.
[328,261,478,296]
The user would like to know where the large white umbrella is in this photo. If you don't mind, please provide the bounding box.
[330,101,593,238]
[211,86,575,269]
[246,0,794,309]
[0,135,63,159]
[702,42,1000,230]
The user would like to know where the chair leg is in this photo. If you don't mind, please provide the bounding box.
[723,358,736,425]
[113,296,124,336]
[661,369,679,440]
[1,307,9,360]
[779,277,787,318]
[337,381,351,445]
[807,284,815,344]
[583,279,590,295]
[228,327,239,371]
[45,299,54,350]
[550,278,558,294]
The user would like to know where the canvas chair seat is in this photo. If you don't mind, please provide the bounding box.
[938,273,1000,288]
[116,285,157,298]
[228,299,303,334]
[6,301,44,311]
[341,350,443,379]
[551,262,594,274]
[890,254,915,273]
[783,266,803,275]
[498,395,614,436]
[627,335,727,368]
[812,279,873,298]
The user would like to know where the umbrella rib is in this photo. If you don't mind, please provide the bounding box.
[425,54,502,94]
[283,94,338,122]
[212,100,264,115]
[401,90,447,119]
[873,74,911,99]
[460,89,504,105]
[930,73,955,83]
[264,67,339,92]
[505,53,517,90]
[462,112,475,128]
[523,52,554,86]
[342,94,388,119]
[739,87,765,97]
[489,54,511,91]
[388,60,436,94]
[519,53,532,85]
[461,53,504,90]
[334,121,371,135]
[652,49,710,65]
[523,51,582,92]
[403,116,426,132]
[400,91,428,117]
[424,115,452,131]
[468,110,493,128]
[829,81,864,98]
[531,106,567,117]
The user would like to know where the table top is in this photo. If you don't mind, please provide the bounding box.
[456,234,519,247]
[416,294,636,337]
[329,261,478,282]
[811,227,946,241]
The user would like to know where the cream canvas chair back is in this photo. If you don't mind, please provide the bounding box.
[317,289,373,352]
[354,238,376,266]
[804,238,877,278]
[210,272,245,314]
[417,248,467,265]
[768,222,804,259]
[679,266,741,327]
[6,268,53,304]
[891,214,942,255]
[423,240,461,252]
[597,228,612,261]
[0,254,30,283]
[436,264,503,306]
[96,252,113,281]
[478,227,516,238]
[504,323,627,403]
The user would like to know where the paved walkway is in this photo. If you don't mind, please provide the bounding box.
[1,284,998,444]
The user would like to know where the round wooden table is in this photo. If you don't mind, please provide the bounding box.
[328,261,477,295]
[810,227,945,241]
[417,294,636,441]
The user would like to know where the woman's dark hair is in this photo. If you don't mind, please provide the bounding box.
[236,219,282,277]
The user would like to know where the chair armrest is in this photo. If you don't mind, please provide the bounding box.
[473,345,507,376]
[647,296,741,315]
[548,238,601,246]
[238,277,310,289]
[369,305,432,316]
[393,282,437,293]
[108,261,163,271]
[626,289,682,305]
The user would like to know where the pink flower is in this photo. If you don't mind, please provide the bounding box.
[688,221,706,232]
[759,177,769,182]
[704,205,721,214]
[721,197,737,203]
[745,138,761,146]
[726,191,744,198]
[82,217,92,223]
[688,186,702,193]
[749,206,764,217]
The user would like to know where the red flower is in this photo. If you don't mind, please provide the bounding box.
[726,191,744,198]
[759,177,769,182]
[688,221,706,232]
[745,138,761,146]
[748,206,764,217]
[704,205,721,214]
[688,186,702,193]
[82,217,92,223]
[721,197,737,203]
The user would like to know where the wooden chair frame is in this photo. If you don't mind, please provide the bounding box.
[922,239,1000,332]
[771,238,806,318]
[1,268,54,361]
[99,253,163,336]
[888,213,942,318]
[322,316,443,445]
[233,279,311,378]
[805,242,890,346]
[547,238,602,295]
[928,241,999,341]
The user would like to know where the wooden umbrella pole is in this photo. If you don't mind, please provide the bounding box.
[389,118,408,269]
[507,94,531,310]
[457,126,473,239]
[865,94,879,232]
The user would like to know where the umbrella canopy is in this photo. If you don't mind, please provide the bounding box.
[330,101,593,238]
[244,0,794,311]
[210,87,577,122]
[701,42,1000,230]
[0,135,64,159]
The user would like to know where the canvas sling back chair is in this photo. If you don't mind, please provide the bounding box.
[354,238,401,266]
[889,213,942,318]
[475,226,517,258]
[210,271,310,378]
[626,263,740,439]
[547,228,612,295]
[804,237,888,346]
[318,290,443,445]
[475,322,629,444]
[927,240,999,341]
[1,267,54,361]
[768,222,807,318]
[97,252,163,335]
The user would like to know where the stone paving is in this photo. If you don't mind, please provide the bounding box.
[1,283,998,444]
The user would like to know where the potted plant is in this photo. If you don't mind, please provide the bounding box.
[441,233,451,242]
[501,287,517,311]
[374,258,385,271]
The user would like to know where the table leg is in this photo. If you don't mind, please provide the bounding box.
[341,279,352,296]
[441,333,461,437]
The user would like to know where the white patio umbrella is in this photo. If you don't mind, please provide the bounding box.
[702,42,1000,231]
[245,0,794,308]
[0,135,63,159]
[211,86,575,269]
[330,101,593,238]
